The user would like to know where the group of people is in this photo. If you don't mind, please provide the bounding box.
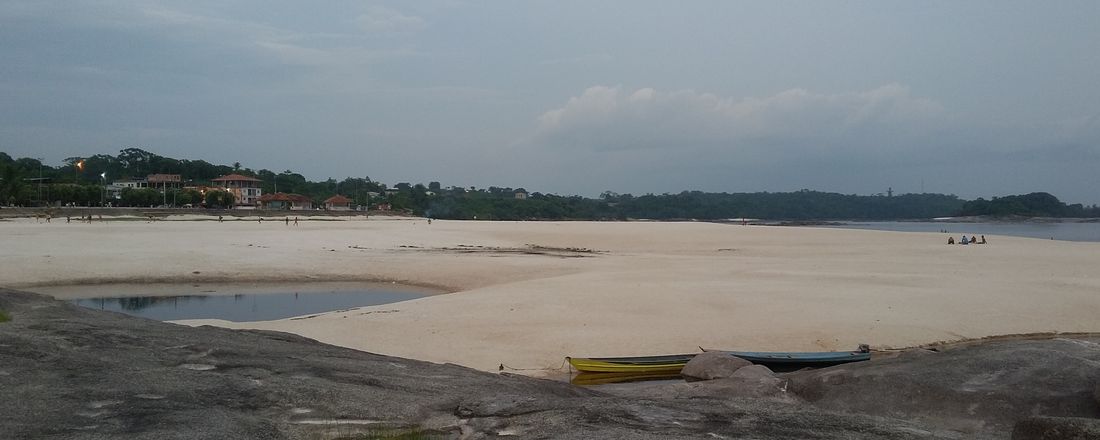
[948,235,987,245]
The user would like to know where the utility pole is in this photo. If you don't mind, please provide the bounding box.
[37,157,43,205]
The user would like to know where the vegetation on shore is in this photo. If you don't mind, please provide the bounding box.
[0,309,10,323]
[3,149,1098,220]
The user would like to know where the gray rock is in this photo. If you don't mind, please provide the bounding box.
[787,337,1100,437]
[897,348,939,359]
[604,365,793,402]
[1011,416,1100,440]
[6,288,1100,439]
[680,351,752,380]
[0,289,944,439]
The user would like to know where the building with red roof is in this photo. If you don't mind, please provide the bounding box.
[323,195,353,211]
[259,192,313,211]
[211,174,262,207]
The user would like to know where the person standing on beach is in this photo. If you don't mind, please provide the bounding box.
[285,216,289,226]
[293,216,298,226]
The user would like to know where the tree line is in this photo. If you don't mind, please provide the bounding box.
[2,149,1097,219]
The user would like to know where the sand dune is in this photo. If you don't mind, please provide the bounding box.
[3,216,1098,374]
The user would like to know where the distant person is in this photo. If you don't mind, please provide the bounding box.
[218,215,223,223]
[285,216,289,226]
[293,216,299,226]
[948,237,955,245]
[980,235,987,244]
[961,235,969,245]
[66,216,71,223]
[258,217,262,224]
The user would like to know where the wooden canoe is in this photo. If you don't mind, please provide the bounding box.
[702,349,871,367]
[566,354,696,374]
[568,348,870,373]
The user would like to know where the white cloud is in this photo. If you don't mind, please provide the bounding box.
[356,6,426,33]
[534,84,945,154]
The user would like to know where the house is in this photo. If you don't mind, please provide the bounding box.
[514,190,528,200]
[106,179,148,200]
[211,174,262,208]
[146,174,182,192]
[324,195,353,211]
[259,192,313,210]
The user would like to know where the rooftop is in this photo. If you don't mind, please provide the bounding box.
[212,174,262,182]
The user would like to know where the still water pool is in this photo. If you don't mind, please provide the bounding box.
[63,283,430,321]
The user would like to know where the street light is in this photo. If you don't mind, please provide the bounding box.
[100,172,107,206]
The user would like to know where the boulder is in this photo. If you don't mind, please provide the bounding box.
[681,351,752,380]
[603,365,792,401]
[1011,416,1100,440]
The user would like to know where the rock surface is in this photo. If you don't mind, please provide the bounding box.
[680,351,753,380]
[1011,416,1100,440]
[787,337,1100,436]
[2,288,1099,439]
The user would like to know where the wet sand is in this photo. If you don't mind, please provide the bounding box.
[3,215,1098,374]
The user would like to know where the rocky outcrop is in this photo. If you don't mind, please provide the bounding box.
[786,339,1100,436]
[2,288,1099,439]
[680,351,752,380]
[1012,416,1100,440]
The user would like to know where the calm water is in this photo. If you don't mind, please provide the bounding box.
[72,289,425,321]
[819,221,1100,242]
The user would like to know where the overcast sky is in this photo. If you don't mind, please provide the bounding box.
[2,1,1098,203]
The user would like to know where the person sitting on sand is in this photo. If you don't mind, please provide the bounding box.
[948,237,955,245]
[961,236,969,245]
[980,235,987,244]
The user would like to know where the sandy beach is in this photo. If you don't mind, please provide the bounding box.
[2,215,1098,374]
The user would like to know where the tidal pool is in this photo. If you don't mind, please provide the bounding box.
[36,282,436,322]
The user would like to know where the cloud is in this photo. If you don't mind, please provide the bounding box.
[533,84,945,155]
[356,6,426,33]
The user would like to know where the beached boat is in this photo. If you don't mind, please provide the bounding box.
[700,348,871,367]
[566,354,697,374]
[567,347,870,373]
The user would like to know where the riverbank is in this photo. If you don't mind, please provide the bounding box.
[3,216,1100,374]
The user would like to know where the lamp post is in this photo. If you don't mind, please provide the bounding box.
[100,172,107,206]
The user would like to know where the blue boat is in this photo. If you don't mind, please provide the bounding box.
[710,348,871,367]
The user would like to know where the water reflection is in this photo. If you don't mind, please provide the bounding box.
[73,289,423,322]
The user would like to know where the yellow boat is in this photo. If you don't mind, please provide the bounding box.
[566,354,696,374]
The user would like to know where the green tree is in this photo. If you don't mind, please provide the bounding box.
[204,190,235,209]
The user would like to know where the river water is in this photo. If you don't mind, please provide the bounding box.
[52,282,432,321]
[817,221,1100,242]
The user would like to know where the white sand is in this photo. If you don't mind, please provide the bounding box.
[3,216,1098,375]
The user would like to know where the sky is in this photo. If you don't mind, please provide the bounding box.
[2,1,1099,204]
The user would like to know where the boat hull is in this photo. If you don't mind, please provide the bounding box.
[568,349,870,373]
[566,354,696,374]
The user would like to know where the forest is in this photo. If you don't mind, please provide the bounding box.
[3,149,1097,220]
